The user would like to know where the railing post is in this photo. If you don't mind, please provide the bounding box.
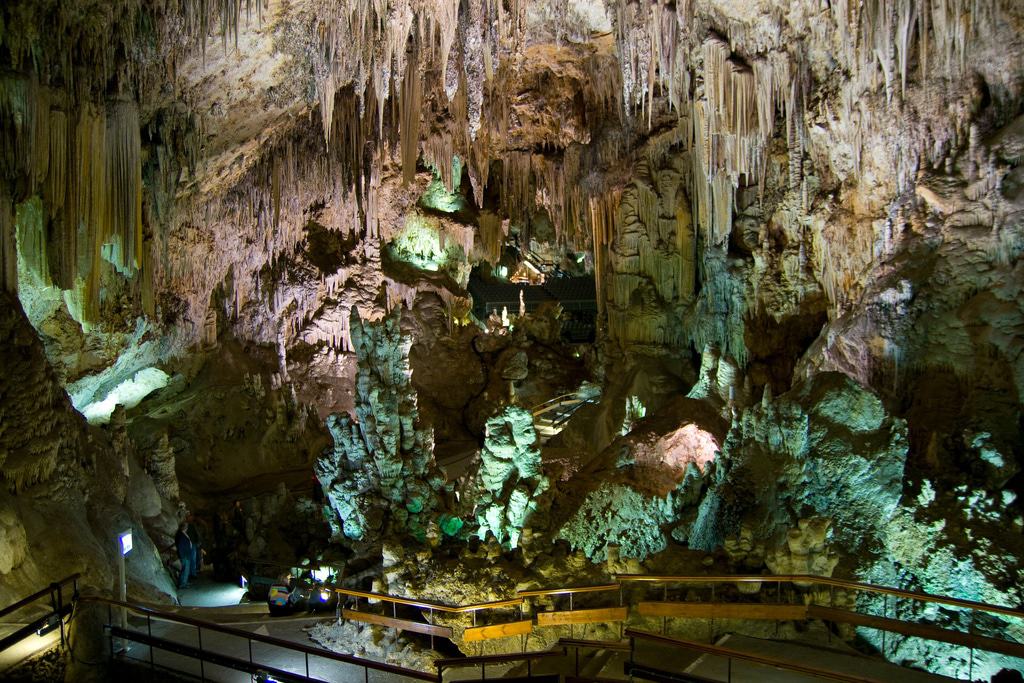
[107,603,114,660]
[305,651,310,678]
[51,583,66,648]
[881,595,887,655]
[197,625,205,681]
[662,584,667,635]
[148,614,154,671]
[727,656,732,683]
[629,634,635,682]
[968,611,975,681]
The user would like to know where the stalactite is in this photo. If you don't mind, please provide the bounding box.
[677,203,695,302]
[466,135,491,208]
[75,105,106,323]
[895,0,917,99]
[477,210,506,265]
[104,101,143,275]
[0,188,14,293]
[588,190,620,329]
[436,0,461,100]
[400,47,423,186]
[500,151,533,224]
[45,108,67,224]
[271,155,282,228]
[423,132,458,193]
[15,197,49,288]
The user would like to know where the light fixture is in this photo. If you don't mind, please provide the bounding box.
[118,530,133,555]
[36,615,61,637]
[320,590,330,602]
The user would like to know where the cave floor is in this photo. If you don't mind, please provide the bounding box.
[117,612,345,681]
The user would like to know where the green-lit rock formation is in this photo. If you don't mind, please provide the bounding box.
[474,405,550,549]
[316,308,449,546]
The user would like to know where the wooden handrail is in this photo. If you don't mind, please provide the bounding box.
[333,587,522,613]
[344,573,1024,623]
[78,596,439,681]
[328,572,1024,663]
[517,583,619,598]
[435,649,564,669]
[346,573,1024,622]
[614,574,1024,620]
[531,392,582,410]
[625,629,888,683]
[531,392,596,417]
[0,573,80,620]
[557,638,632,651]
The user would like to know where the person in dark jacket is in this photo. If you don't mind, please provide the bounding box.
[186,514,203,579]
[175,521,193,589]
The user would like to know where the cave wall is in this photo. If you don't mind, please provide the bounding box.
[0,292,174,605]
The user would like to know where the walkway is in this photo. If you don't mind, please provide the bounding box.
[8,572,1022,682]
[678,633,957,683]
[531,389,598,444]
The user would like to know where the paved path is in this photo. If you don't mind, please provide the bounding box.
[675,633,958,683]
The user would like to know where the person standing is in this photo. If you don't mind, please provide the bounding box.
[186,514,203,580]
[175,521,193,589]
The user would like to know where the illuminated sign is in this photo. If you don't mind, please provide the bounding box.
[119,530,133,555]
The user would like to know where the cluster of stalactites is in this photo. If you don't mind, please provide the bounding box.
[314,0,527,148]
[834,0,1001,106]
[0,75,145,323]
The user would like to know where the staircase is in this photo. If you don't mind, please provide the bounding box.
[531,390,598,443]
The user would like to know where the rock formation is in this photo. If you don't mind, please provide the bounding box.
[316,309,449,546]
[474,405,550,549]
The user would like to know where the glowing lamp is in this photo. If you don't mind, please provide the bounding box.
[36,614,61,637]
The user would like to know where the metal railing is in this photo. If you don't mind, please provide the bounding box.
[435,648,565,681]
[330,572,1024,673]
[614,573,1024,620]
[624,629,892,683]
[81,596,437,682]
[13,571,1018,682]
[0,573,79,656]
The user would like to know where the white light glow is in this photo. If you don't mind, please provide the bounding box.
[119,531,133,555]
[78,367,170,424]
